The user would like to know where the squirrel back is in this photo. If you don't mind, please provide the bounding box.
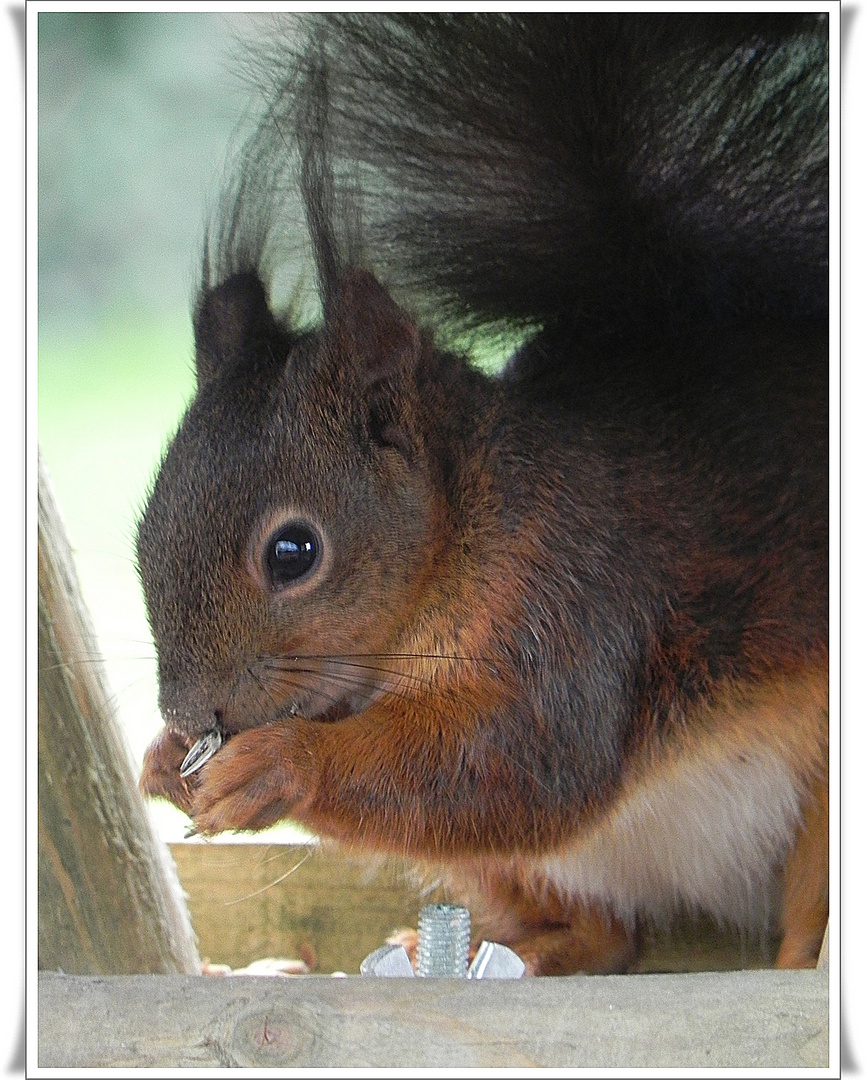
[139,13,829,974]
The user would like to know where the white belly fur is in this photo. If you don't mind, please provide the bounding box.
[529,742,803,933]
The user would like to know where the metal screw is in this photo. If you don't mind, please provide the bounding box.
[360,903,524,979]
[416,903,471,977]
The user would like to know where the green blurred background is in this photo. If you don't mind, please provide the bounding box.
[37,10,302,841]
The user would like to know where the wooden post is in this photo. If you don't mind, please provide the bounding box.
[37,452,199,974]
[37,969,830,1069]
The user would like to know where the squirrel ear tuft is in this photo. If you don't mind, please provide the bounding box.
[332,269,421,384]
[193,272,290,385]
[331,270,423,458]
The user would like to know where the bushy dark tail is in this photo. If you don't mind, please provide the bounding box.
[220,13,829,346]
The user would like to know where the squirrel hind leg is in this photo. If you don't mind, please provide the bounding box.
[506,911,637,977]
[460,869,637,976]
[776,769,829,969]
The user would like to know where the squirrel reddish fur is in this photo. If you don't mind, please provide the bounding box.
[139,13,829,974]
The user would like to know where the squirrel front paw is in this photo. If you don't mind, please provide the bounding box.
[189,724,303,835]
[139,729,197,813]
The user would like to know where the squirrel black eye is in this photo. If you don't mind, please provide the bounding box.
[264,524,319,589]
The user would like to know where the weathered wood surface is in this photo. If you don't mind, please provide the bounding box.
[38,969,829,1069]
[38,453,200,975]
[169,842,422,974]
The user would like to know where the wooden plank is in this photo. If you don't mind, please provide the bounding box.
[37,969,829,1069]
[37,453,199,976]
[169,842,422,974]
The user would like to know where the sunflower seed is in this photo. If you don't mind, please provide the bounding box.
[179,727,223,778]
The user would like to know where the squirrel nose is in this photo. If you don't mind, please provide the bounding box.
[158,681,225,738]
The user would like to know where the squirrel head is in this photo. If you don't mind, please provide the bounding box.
[136,268,448,739]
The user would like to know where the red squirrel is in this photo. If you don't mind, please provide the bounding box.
[138,13,829,974]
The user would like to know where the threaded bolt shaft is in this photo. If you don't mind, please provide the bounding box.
[416,903,471,977]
